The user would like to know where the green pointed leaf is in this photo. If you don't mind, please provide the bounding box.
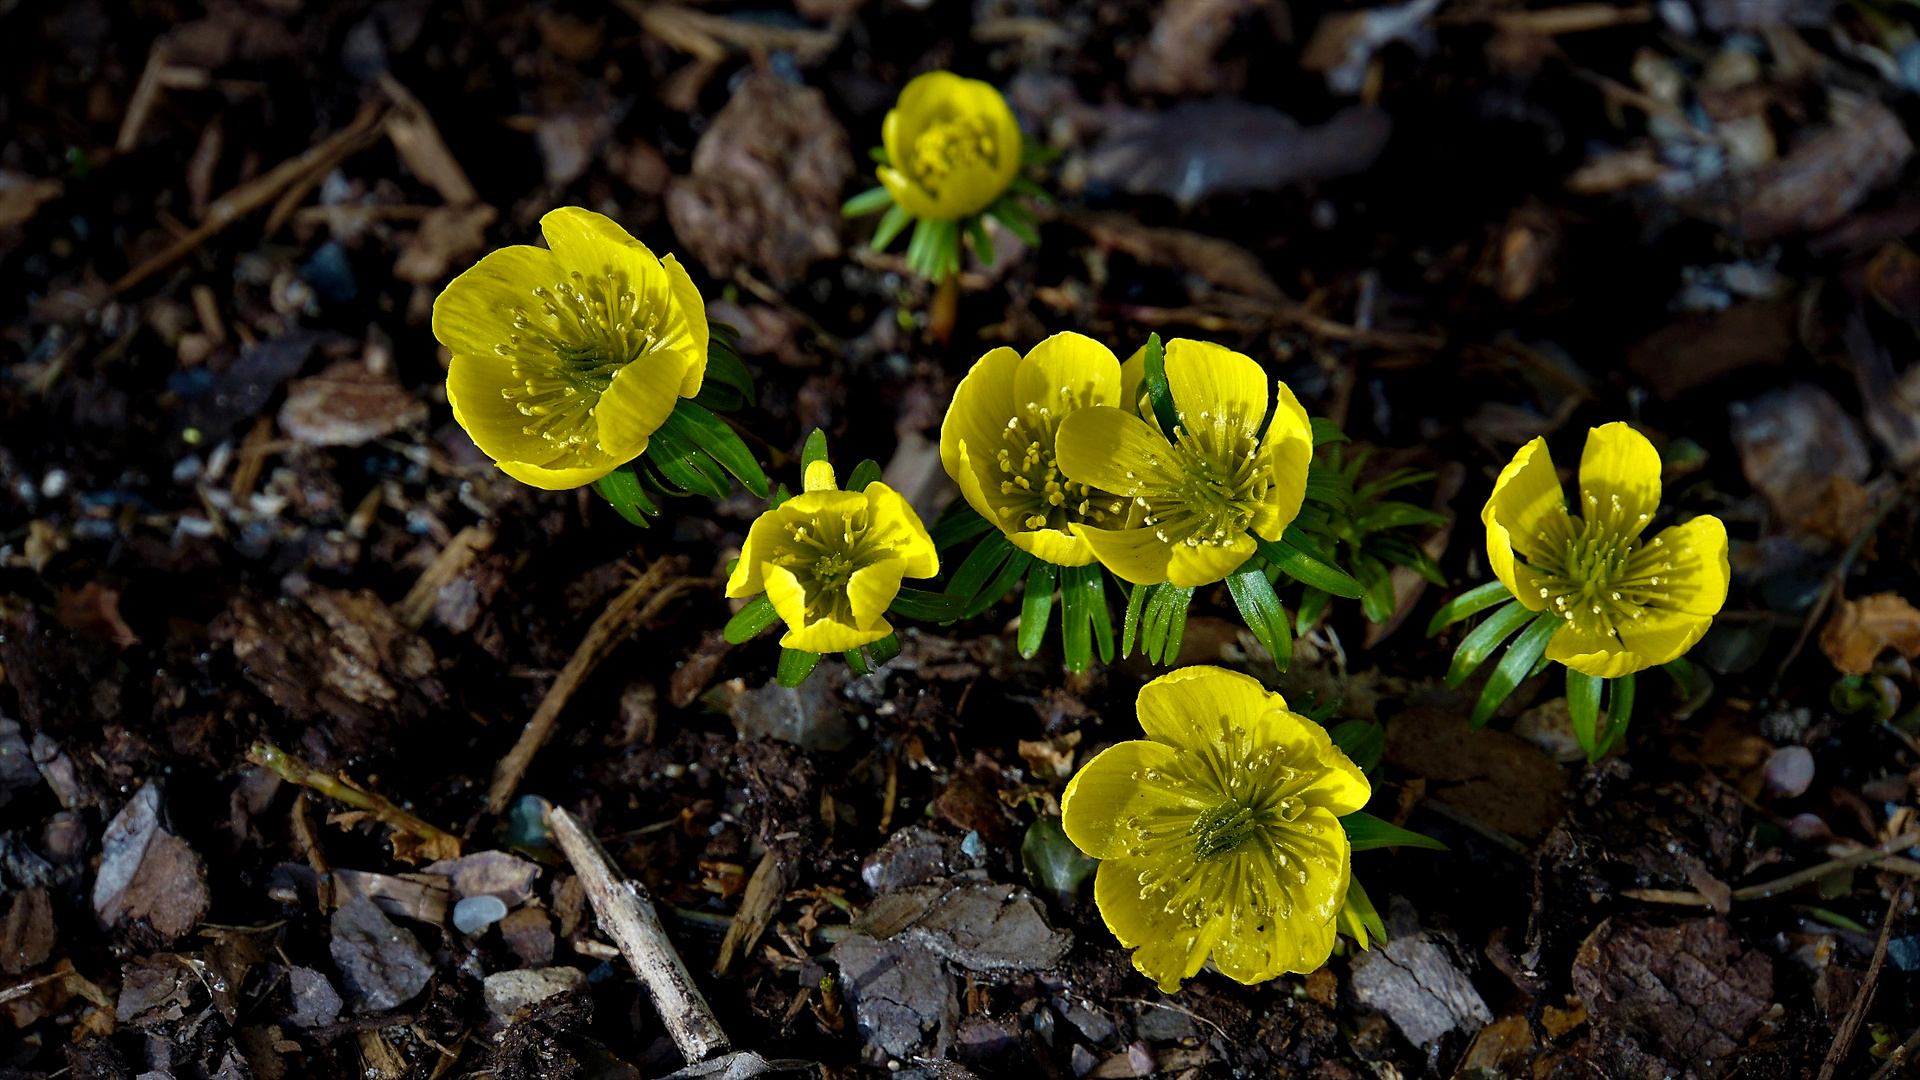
[871,204,912,252]
[1444,598,1533,686]
[643,423,732,498]
[1351,553,1396,624]
[1305,461,1353,513]
[1343,875,1388,948]
[1341,811,1447,852]
[868,146,891,165]
[1470,613,1559,729]
[1140,333,1178,438]
[1310,417,1350,446]
[1357,502,1448,532]
[1297,586,1331,635]
[592,464,659,527]
[842,185,894,217]
[1226,562,1293,669]
[1427,580,1515,637]
[1141,583,1194,665]
[946,531,1018,605]
[1330,720,1384,775]
[844,645,875,676]
[724,595,780,644]
[801,429,829,471]
[987,199,1039,246]
[702,336,757,407]
[847,458,883,493]
[889,587,968,622]
[867,632,902,667]
[1257,529,1364,599]
[1122,581,1149,659]
[659,399,768,498]
[967,549,1034,618]
[966,214,994,267]
[1023,816,1097,904]
[930,499,994,550]
[1566,669,1603,761]
[1018,560,1058,659]
[777,649,821,687]
[1059,563,1112,672]
[1595,672,1636,759]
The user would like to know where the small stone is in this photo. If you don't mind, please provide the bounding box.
[1070,1043,1099,1077]
[287,967,342,1029]
[1763,745,1815,799]
[1063,1002,1116,1046]
[329,895,433,1013]
[452,894,509,934]
[1786,813,1831,843]
[483,967,587,1021]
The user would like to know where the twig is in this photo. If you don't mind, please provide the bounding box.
[1734,832,1920,903]
[113,99,388,293]
[1772,483,1906,692]
[395,524,495,630]
[249,742,461,862]
[485,556,692,813]
[1820,887,1911,1080]
[544,801,732,1063]
[715,852,791,976]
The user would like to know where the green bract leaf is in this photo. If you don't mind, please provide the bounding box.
[1427,580,1515,637]
[1258,528,1364,599]
[660,399,768,498]
[724,595,779,644]
[842,185,894,217]
[1443,597,1533,685]
[1023,816,1097,905]
[966,214,994,267]
[1310,417,1350,446]
[1140,333,1178,438]
[704,338,757,407]
[777,648,821,687]
[947,531,1019,606]
[1351,552,1396,625]
[1305,461,1354,514]
[644,423,733,498]
[1341,811,1448,852]
[987,198,1039,246]
[1356,501,1449,532]
[801,429,829,471]
[1140,583,1194,665]
[889,588,968,622]
[872,204,912,252]
[592,464,659,527]
[1019,560,1058,659]
[1330,719,1384,775]
[1226,562,1293,669]
[1059,563,1113,672]
[1343,875,1388,948]
[846,458,883,493]
[929,499,994,550]
[1470,613,1558,729]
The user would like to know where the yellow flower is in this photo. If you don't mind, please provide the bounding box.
[434,207,707,490]
[877,72,1022,221]
[1485,422,1729,678]
[940,332,1134,566]
[1061,666,1369,991]
[726,460,938,653]
[1053,340,1314,589]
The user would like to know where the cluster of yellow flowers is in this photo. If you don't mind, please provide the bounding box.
[429,70,1730,998]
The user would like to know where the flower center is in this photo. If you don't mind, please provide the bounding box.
[496,267,666,453]
[909,116,998,196]
[1132,411,1271,550]
[1115,712,1325,928]
[1526,493,1674,640]
[994,400,1126,534]
[774,506,896,626]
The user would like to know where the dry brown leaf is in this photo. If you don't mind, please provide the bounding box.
[379,74,479,206]
[393,203,497,285]
[1067,212,1281,299]
[0,172,62,229]
[1128,0,1257,96]
[55,583,139,650]
[1820,592,1920,675]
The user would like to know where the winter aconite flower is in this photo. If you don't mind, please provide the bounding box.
[1054,340,1313,589]
[726,460,938,653]
[878,72,1023,222]
[940,332,1132,566]
[434,207,707,489]
[1485,422,1729,677]
[1062,666,1368,991]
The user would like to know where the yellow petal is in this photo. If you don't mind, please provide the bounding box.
[1647,515,1730,616]
[495,458,618,489]
[1118,344,1147,417]
[876,165,939,222]
[431,245,561,359]
[1616,608,1715,671]
[941,347,1022,497]
[1211,811,1348,982]
[594,351,684,462]
[447,352,618,487]
[1544,624,1649,678]
[781,615,892,653]
[882,71,1022,220]
[1136,665,1279,746]
[1094,858,1220,992]
[1059,740,1184,860]
[1164,339,1269,432]
[1578,422,1662,539]
[847,557,907,629]
[1007,526,1094,566]
[865,483,940,579]
[762,562,811,640]
[1165,533,1257,589]
[1483,437,1566,611]
[1071,524,1172,586]
[662,253,709,399]
[1013,332,1122,417]
[1055,406,1172,497]
[725,511,786,598]
[803,459,838,493]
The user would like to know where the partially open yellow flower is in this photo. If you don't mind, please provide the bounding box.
[434,207,707,490]
[1485,422,1729,678]
[940,333,1133,566]
[1054,340,1313,588]
[1062,666,1368,991]
[726,461,938,653]
[877,72,1022,222]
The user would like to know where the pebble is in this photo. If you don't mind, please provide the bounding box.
[452,894,509,934]
[1763,745,1815,799]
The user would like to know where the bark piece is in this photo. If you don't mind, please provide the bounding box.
[1572,917,1773,1080]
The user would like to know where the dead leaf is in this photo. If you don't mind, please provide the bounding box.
[1128,0,1257,96]
[665,73,850,285]
[393,203,497,285]
[1384,704,1568,840]
[1566,145,1674,195]
[1300,0,1443,94]
[1572,917,1773,1080]
[0,172,62,229]
[1681,97,1913,241]
[1628,301,1795,401]
[1088,100,1392,209]
[1821,592,1920,675]
[1866,241,1920,325]
[1727,383,1870,526]
[1067,212,1281,299]
[278,360,428,447]
[55,583,139,650]
[379,74,479,206]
